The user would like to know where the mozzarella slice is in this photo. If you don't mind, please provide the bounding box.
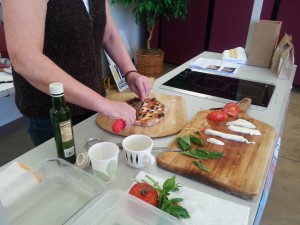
[227,125,261,136]
[226,119,256,129]
[207,138,224,146]
[205,129,255,144]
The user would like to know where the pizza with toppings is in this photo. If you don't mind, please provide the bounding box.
[126,97,168,127]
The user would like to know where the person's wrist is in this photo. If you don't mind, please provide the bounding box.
[124,70,138,77]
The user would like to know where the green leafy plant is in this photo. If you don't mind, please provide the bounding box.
[142,175,190,219]
[110,0,189,49]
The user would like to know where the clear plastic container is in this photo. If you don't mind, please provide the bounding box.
[66,190,185,225]
[3,158,105,225]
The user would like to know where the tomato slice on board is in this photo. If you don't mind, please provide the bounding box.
[129,183,159,207]
[207,111,228,122]
[223,103,240,117]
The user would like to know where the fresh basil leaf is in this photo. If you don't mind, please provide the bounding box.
[189,134,204,146]
[169,198,184,204]
[181,149,209,159]
[193,161,209,172]
[181,135,191,146]
[195,148,209,155]
[165,204,190,219]
[176,137,191,151]
[209,151,225,159]
[163,175,176,193]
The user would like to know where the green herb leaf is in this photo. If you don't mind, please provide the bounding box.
[181,135,191,146]
[164,204,190,219]
[177,138,191,151]
[169,198,184,204]
[176,136,191,151]
[181,149,209,159]
[193,161,209,172]
[144,175,190,219]
[189,134,204,146]
[208,151,225,159]
[162,176,177,193]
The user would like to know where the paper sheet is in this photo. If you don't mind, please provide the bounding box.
[132,171,250,225]
[190,58,242,75]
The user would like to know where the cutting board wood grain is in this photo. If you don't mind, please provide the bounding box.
[157,98,277,200]
[96,93,187,137]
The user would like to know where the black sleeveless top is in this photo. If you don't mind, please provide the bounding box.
[13,0,106,118]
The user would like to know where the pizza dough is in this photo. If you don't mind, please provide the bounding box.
[126,97,168,127]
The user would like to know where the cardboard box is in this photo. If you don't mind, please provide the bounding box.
[247,20,282,68]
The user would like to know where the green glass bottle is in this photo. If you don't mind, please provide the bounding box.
[49,82,76,163]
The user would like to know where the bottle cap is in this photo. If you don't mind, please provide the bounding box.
[49,82,64,96]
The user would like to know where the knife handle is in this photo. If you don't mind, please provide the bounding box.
[112,119,125,133]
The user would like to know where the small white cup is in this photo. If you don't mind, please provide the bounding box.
[88,142,119,184]
[122,134,155,168]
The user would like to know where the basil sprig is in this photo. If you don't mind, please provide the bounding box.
[143,175,190,219]
[181,148,224,159]
[176,134,204,151]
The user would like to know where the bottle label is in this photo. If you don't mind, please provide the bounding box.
[64,146,75,157]
[59,120,73,142]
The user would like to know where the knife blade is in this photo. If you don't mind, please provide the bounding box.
[116,143,182,152]
[132,99,144,113]
[112,99,144,133]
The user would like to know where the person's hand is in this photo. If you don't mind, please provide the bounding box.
[125,72,152,101]
[103,99,136,128]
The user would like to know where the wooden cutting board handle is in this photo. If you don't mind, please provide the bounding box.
[239,98,252,114]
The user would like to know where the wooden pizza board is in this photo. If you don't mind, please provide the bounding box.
[157,98,277,200]
[96,92,187,137]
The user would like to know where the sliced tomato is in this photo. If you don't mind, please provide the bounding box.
[207,111,228,122]
[223,102,240,117]
[129,183,158,207]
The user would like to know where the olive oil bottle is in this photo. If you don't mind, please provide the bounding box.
[49,83,76,163]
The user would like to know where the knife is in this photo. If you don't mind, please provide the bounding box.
[112,99,144,133]
[116,143,182,152]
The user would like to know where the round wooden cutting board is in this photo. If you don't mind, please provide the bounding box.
[96,92,187,137]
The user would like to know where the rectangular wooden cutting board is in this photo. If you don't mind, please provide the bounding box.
[157,98,277,200]
[96,92,187,137]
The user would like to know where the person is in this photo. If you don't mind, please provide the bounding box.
[1,0,152,146]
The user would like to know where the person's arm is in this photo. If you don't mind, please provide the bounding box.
[2,0,136,125]
[102,0,152,100]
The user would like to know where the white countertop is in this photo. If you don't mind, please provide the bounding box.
[0,52,296,225]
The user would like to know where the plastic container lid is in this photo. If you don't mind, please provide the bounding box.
[3,158,105,225]
[66,190,185,225]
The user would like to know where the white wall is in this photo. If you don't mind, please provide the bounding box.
[110,4,145,62]
[103,4,145,77]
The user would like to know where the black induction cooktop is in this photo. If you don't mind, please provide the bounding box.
[160,69,275,108]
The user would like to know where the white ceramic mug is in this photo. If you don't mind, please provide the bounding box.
[88,142,119,184]
[122,134,155,168]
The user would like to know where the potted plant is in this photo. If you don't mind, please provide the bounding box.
[110,0,189,78]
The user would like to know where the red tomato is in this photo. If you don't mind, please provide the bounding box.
[207,111,228,122]
[223,103,240,117]
[129,183,159,207]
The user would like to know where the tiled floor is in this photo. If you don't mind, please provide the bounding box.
[0,66,299,224]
